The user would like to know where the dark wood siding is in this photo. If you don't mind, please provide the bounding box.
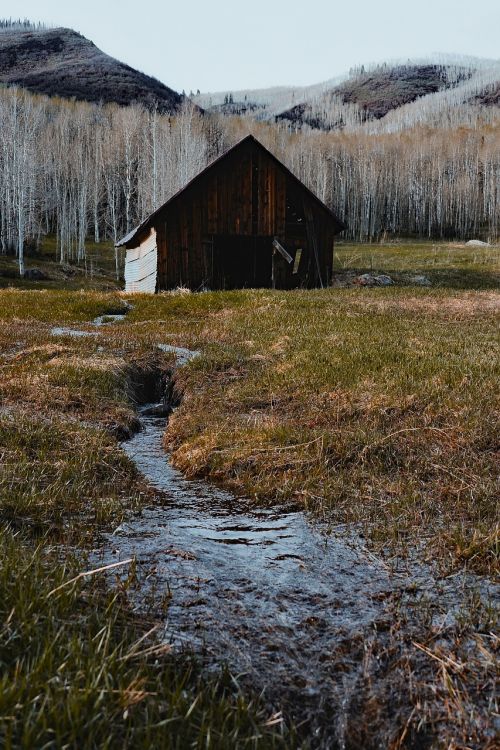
[133,137,341,291]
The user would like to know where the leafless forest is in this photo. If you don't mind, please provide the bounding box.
[1,82,498,275]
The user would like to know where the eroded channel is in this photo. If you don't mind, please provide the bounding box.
[112,407,394,658]
[51,315,498,745]
[91,344,403,740]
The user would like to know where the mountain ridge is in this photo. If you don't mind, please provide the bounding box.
[1,23,498,131]
[194,56,500,132]
[0,25,184,112]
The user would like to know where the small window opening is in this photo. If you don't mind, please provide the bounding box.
[293,248,302,275]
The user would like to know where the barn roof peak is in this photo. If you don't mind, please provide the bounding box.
[117,134,345,248]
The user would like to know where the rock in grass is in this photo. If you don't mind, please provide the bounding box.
[141,403,172,418]
[61,264,77,276]
[354,273,375,286]
[374,274,394,286]
[23,268,50,280]
[466,239,490,246]
[354,273,394,286]
[409,275,432,286]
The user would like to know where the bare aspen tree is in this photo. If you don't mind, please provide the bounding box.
[5,89,41,275]
[0,78,497,266]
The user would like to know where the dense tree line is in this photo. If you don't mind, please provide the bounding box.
[0,85,498,275]
[0,19,48,31]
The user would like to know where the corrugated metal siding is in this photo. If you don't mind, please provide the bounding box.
[125,229,157,293]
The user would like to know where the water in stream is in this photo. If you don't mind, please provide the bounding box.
[96,398,401,738]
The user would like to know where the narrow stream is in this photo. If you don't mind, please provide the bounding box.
[92,343,400,737]
[54,319,497,743]
[114,408,394,652]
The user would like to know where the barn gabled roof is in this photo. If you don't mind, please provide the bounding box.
[116,134,346,248]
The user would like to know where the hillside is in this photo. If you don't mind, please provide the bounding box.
[0,25,183,112]
[277,64,469,126]
[473,81,500,106]
[195,57,500,132]
[335,64,454,117]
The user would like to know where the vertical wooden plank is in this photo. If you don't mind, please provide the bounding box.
[164,209,171,288]
[236,148,250,235]
[186,201,192,287]
[275,169,286,238]
[222,161,229,235]
[157,218,167,290]
[267,161,273,236]
[303,199,324,288]
[251,145,258,236]
[227,159,233,235]
[190,193,199,288]
[258,152,266,235]
[232,156,240,234]
[241,144,252,235]
[216,164,224,235]
[175,207,183,287]
[265,158,272,235]
[208,174,217,234]
[268,160,275,235]
[165,206,175,288]
[273,163,278,236]
[195,220,202,285]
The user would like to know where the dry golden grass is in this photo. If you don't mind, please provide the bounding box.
[142,286,499,576]
[351,289,500,316]
[0,242,498,748]
[2,284,496,573]
[0,294,285,748]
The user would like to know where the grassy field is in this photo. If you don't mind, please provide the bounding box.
[0,240,498,747]
[334,239,500,289]
[0,293,287,748]
[157,285,499,574]
[0,237,122,290]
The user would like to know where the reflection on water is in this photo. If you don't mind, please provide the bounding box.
[50,326,98,338]
[97,407,396,730]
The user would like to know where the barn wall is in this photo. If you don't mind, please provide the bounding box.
[153,139,337,291]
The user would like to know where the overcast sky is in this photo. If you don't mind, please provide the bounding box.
[9,0,500,93]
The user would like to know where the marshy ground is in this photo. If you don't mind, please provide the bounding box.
[0,241,498,748]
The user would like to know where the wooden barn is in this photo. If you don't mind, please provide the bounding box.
[117,135,345,292]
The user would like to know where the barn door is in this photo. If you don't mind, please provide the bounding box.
[271,238,295,289]
[211,235,274,290]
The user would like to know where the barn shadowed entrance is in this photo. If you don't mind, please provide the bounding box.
[208,235,272,289]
